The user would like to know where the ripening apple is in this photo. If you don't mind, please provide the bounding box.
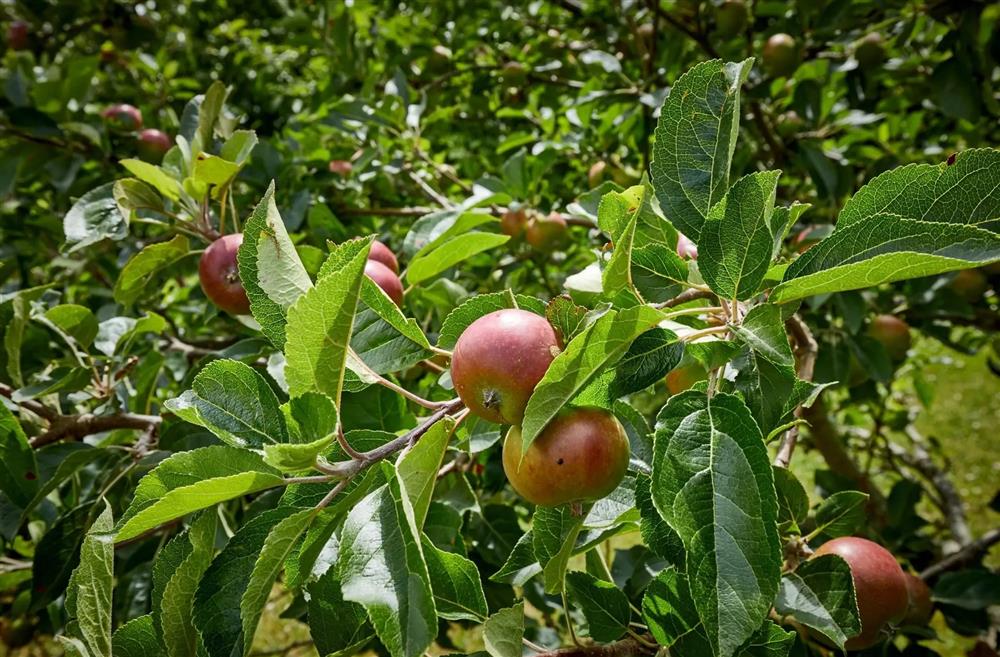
[500,208,529,238]
[525,212,567,251]
[329,160,352,177]
[812,536,910,649]
[450,309,559,424]
[368,239,399,274]
[715,0,748,39]
[588,161,607,188]
[676,232,698,259]
[502,407,629,507]
[136,129,171,162]
[666,363,706,395]
[200,234,251,315]
[902,572,934,625]
[364,259,403,306]
[763,33,799,77]
[950,269,988,302]
[7,20,29,51]
[102,103,143,131]
[867,314,911,362]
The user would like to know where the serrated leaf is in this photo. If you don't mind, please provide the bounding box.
[120,159,182,201]
[774,554,860,650]
[483,603,524,657]
[423,536,489,621]
[164,359,289,449]
[153,511,217,657]
[220,130,257,164]
[0,403,39,508]
[112,616,163,657]
[285,391,339,444]
[772,214,1000,303]
[545,295,589,345]
[64,182,127,253]
[770,203,811,259]
[113,178,164,219]
[635,474,684,566]
[237,182,290,347]
[284,238,370,409]
[601,189,642,297]
[651,391,781,657]
[43,304,99,348]
[194,508,293,657]
[812,491,868,538]
[642,566,700,648]
[406,231,509,285]
[398,417,455,528]
[631,244,689,303]
[773,467,809,528]
[730,304,793,367]
[838,149,1000,232]
[437,291,546,349]
[700,170,781,300]
[65,503,114,657]
[490,532,542,586]
[610,327,683,397]
[339,468,436,657]
[520,305,665,451]
[263,436,335,472]
[566,571,631,641]
[307,568,375,657]
[192,153,240,188]
[532,505,586,594]
[650,58,753,242]
[115,446,285,543]
[734,621,795,657]
[114,235,191,305]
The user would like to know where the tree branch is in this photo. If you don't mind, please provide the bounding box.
[533,638,653,657]
[774,315,818,468]
[0,383,59,421]
[29,412,162,448]
[920,528,1000,580]
[655,288,716,309]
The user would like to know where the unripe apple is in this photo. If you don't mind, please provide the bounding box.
[136,129,171,162]
[763,33,799,77]
[368,239,399,274]
[950,268,988,302]
[7,20,29,51]
[902,572,933,625]
[500,208,528,238]
[812,536,909,649]
[102,103,143,131]
[676,232,698,259]
[364,259,403,306]
[666,363,705,395]
[855,33,886,70]
[588,160,607,188]
[451,309,559,424]
[715,0,748,39]
[867,314,911,362]
[525,212,568,251]
[200,234,251,315]
[329,160,352,177]
[502,407,629,507]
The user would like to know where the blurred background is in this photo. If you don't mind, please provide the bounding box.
[2,1,999,655]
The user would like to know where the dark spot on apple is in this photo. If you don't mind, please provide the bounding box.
[557,458,564,465]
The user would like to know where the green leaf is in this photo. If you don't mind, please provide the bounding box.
[220,130,258,164]
[307,568,375,657]
[43,304,99,348]
[14,366,91,401]
[650,58,753,242]
[196,81,228,149]
[397,417,455,528]
[406,231,510,285]
[192,153,241,188]
[285,392,339,444]
[112,616,164,657]
[113,178,164,219]
[700,170,781,301]
[357,277,432,352]
[483,603,524,657]
[812,491,868,538]
[769,203,811,259]
[773,467,809,528]
[771,214,1000,303]
[238,182,291,347]
[239,508,315,655]
[642,566,700,648]
[635,474,684,566]
[610,327,683,397]
[734,621,795,657]
[194,508,294,657]
[437,291,546,349]
[490,532,542,586]
[63,182,127,253]
[339,468,437,657]
[566,571,631,642]
[651,391,782,657]
[520,305,665,452]
[115,446,285,543]
[252,190,313,310]
[730,304,793,367]
[284,237,370,410]
[423,536,489,621]
[164,359,289,449]
[838,149,1000,232]
[933,570,1000,610]
[263,436,335,472]
[120,159,182,201]
[152,512,217,657]
[114,235,191,306]
[631,244,689,304]
[65,503,114,657]
[0,403,39,508]
[532,505,586,594]
[601,189,642,297]
[545,296,589,345]
[774,555,860,650]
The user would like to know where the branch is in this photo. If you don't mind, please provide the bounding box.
[0,383,59,421]
[655,288,716,309]
[533,639,653,657]
[774,315,818,468]
[920,528,1000,580]
[30,412,162,448]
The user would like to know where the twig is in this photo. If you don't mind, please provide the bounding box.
[29,412,162,448]
[0,382,59,421]
[531,638,654,657]
[369,370,449,410]
[336,206,434,217]
[407,170,455,208]
[774,316,818,468]
[920,528,1000,579]
[654,288,716,309]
